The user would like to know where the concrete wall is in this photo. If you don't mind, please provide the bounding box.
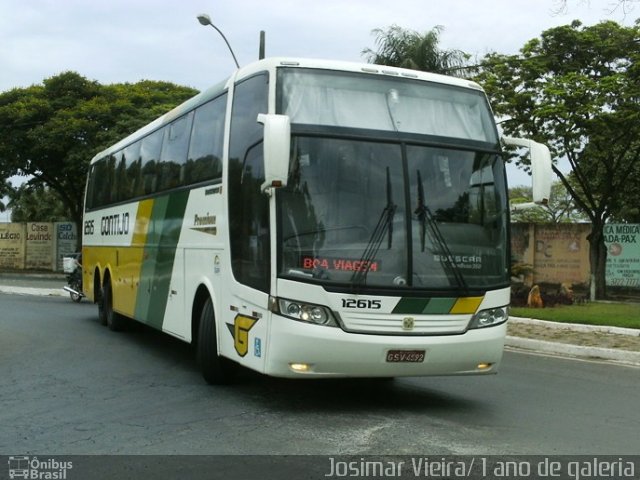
[0,222,78,272]
[511,223,640,289]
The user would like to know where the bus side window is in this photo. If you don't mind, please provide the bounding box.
[105,155,116,205]
[114,151,129,203]
[186,93,226,184]
[228,73,269,292]
[158,112,193,191]
[85,163,99,210]
[140,129,163,196]
[124,141,143,198]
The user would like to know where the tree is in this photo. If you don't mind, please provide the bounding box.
[6,183,68,222]
[477,20,640,299]
[362,25,470,75]
[0,72,197,243]
[553,0,639,15]
[510,181,589,223]
[609,168,640,223]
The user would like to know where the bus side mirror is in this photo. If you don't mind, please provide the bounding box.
[258,113,291,193]
[502,136,552,206]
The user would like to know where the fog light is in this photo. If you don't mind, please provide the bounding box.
[289,363,312,373]
[477,362,493,370]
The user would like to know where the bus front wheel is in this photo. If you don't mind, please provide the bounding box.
[197,297,237,385]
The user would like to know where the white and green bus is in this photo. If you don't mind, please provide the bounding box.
[82,58,551,384]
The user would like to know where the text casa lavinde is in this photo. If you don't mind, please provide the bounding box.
[25,223,52,241]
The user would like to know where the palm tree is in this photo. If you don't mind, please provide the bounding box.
[362,25,470,76]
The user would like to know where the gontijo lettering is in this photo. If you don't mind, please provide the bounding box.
[101,212,130,235]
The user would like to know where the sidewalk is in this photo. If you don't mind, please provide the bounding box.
[507,317,640,366]
[1,272,639,366]
[0,271,67,296]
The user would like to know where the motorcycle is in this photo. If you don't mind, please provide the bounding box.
[62,252,84,302]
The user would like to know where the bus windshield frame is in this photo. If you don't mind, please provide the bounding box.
[276,67,509,294]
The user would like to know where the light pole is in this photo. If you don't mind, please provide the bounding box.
[196,14,240,69]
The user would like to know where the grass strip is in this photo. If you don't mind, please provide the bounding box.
[510,302,640,330]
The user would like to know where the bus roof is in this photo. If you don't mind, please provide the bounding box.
[90,57,485,165]
[242,57,483,91]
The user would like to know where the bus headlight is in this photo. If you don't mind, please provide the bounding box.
[277,298,338,327]
[468,306,509,329]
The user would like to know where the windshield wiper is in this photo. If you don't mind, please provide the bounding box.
[415,170,468,292]
[351,167,396,288]
[416,170,427,253]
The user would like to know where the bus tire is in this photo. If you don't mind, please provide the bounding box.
[103,278,127,332]
[197,297,237,385]
[97,284,107,326]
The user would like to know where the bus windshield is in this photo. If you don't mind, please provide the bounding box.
[277,69,508,291]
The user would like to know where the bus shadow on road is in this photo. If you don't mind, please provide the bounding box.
[79,312,488,415]
[238,374,485,415]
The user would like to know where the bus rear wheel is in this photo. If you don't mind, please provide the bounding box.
[103,278,127,332]
[197,297,237,385]
[97,282,107,326]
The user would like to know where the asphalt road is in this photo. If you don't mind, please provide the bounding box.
[1,293,639,457]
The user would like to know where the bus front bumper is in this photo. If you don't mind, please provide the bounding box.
[263,315,507,378]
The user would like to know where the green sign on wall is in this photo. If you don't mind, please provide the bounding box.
[604,224,640,288]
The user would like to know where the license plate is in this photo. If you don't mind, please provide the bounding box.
[386,350,425,363]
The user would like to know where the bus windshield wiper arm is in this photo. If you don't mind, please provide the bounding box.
[351,167,396,288]
[415,170,468,292]
[415,170,427,252]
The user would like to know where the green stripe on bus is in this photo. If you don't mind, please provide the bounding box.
[135,191,189,329]
[392,297,428,314]
[421,297,457,314]
[392,297,457,314]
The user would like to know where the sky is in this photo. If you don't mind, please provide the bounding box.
[1,0,635,93]
[0,0,637,208]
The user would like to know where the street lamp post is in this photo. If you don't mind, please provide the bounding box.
[196,14,240,69]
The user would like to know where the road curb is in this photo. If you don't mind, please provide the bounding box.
[0,286,66,297]
[510,316,640,337]
[505,336,640,366]
[507,316,640,366]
